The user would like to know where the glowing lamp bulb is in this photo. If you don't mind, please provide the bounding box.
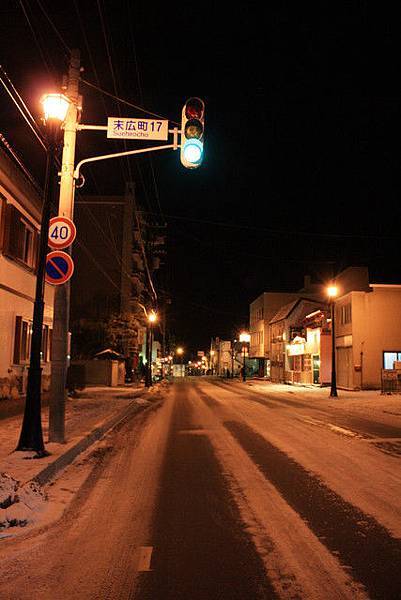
[41,93,70,122]
[148,311,157,323]
[183,139,203,164]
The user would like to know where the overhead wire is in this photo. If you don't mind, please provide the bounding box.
[0,65,47,152]
[18,0,56,77]
[80,78,178,124]
[139,210,399,241]
[95,0,158,301]
[34,0,71,56]
[9,2,167,307]
[9,4,136,295]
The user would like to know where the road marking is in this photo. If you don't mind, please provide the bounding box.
[136,546,153,572]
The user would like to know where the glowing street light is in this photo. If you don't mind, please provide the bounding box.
[327,284,338,398]
[146,310,158,388]
[148,310,158,324]
[41,93,70,123]
[239,331,251,382]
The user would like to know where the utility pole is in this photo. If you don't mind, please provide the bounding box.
[49,49,80,442]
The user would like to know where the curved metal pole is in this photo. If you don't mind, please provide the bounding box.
[74,144,176,181]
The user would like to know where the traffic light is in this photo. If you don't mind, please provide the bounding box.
[180,97,205,169]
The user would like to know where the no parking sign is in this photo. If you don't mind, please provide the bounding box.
[45,251,74,285]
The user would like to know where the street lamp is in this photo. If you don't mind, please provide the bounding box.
[176,347,184,375]
[146,310,158,387]
[16,94,69,455]
[239,331,250,382]
[327,284,338,398]
[210,350,215,375]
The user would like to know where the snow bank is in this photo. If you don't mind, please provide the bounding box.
[0,473,47,535]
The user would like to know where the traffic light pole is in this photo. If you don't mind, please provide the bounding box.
[47,51,187,442]
[49,50,80,443]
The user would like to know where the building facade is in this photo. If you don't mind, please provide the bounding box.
[0,146,54,398]
[334,284,401,389]
[269,298,324,384]
[252,267,401,390]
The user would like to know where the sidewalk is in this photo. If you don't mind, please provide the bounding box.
[0,383,167,537]
[227,378,401,421]
[0,384,165,482]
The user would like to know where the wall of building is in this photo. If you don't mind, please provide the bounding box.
[362,287,401,388]
[0,148,54,396]
[335,287,401,389]
[250,294,264,358]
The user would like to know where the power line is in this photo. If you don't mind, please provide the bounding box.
[0,65,47,152]
[81,78,179,125]
[18,0,56,77]
[140,211,400,241]
[34,0,71,55]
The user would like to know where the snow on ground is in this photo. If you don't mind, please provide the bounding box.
[0,383,163,537]
[188,384,368,599]
[247,380,401,421]
[203,380,401,538]
[0,473,47,536]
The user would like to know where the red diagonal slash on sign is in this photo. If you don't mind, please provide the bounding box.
[48,257,66,277]
[45,250,74,285]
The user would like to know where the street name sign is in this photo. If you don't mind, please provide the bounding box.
[107,117,168,141]
[48,216,76,249]
[45,251,74,285]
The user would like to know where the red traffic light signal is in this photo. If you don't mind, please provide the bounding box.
[180,97,205,169]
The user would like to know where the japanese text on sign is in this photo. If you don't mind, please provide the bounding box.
[107,117,168,141]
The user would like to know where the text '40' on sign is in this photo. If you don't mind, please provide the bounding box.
[48,216,76,250]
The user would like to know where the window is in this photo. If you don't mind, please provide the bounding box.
[3,204,38,269]
[338,303,352,325]
[13,317,51,364]
[383,351,401,370]
[289,355,304,371]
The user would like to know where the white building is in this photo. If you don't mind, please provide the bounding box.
[0,147,54,398]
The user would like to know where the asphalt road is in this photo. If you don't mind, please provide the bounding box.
[1,378,401,599]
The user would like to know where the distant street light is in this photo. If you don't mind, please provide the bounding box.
[210,349,215,375]
[146,310,158,387]
[327,284,338,398]
[16,94,69,455]
[239,331,251,382]
[176,347,184,375]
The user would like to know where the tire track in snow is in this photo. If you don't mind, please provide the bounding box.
[225,419,401,599]
[193,384,366,599]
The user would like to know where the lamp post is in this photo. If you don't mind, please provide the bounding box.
[210,350,215,375]
[176,347,184,376]
[16,94,69,454]
[327,285,338,398]
[146,310,157,387]
[239,332,250,382]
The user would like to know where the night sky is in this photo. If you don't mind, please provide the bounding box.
[1,2,400,355]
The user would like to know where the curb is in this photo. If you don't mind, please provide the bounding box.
[32,398,161,487]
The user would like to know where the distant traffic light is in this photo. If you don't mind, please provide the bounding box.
[180,97,205,169]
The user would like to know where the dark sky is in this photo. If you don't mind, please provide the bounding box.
[1,2,401,355]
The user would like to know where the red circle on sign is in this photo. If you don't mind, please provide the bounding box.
[48,216,76,249]
[45,251,74,285]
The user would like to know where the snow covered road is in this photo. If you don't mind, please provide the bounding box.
[0,379,400,599]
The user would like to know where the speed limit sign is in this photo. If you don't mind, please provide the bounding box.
[48,216,76,250]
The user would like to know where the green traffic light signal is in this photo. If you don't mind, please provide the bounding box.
[180,97,205,169]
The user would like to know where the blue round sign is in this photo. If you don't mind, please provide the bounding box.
[45,251,74,285]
